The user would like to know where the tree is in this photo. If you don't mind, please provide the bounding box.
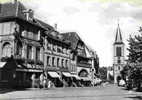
[120,64,131,81]
[127,35,139,63]
[129,66,142,91]
[98,67,107,81]
[127,27,142,91]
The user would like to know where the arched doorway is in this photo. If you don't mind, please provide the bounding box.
[78,69,88,77]
[2,42,12,57]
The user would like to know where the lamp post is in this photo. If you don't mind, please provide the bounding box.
[91,57,95,87]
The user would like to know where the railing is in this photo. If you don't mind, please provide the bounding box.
[77,63,91,68]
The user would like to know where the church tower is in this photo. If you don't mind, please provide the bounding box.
[113,23,125,84]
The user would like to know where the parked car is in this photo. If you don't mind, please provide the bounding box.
[119,79,125,87]
[94,78,102,86]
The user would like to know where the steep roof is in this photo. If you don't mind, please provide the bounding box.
[61,32,83,50]
[0,2,26,19]
[114,23,123,44]
[35,19,54,30]
[0,2,54,30]
[45,31,70,46]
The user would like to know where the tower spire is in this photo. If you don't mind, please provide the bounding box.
[115,19,123,43]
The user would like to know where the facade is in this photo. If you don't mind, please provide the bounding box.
[0,1,99,88]
[62,32,99,86]
[113,24,125,84]
[44,31,72,87]
[0,1,53,88]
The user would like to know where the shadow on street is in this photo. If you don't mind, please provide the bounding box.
[125,96,142,100]
[0,88,27,94]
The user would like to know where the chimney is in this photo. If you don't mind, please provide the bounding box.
[54,23,57,30]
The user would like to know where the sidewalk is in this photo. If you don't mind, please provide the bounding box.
[0,88,14,94]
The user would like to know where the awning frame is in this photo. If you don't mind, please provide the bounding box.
[48,71,60,78]
[62,72,72,77]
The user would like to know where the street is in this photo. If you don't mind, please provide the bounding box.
[0,84,142,100]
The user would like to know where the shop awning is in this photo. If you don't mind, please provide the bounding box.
[0,61,17,70]
[71,74,80,80]
[48,71,60,78]
[16,68,43,72]
[62,72,72,77]
[0,62,6,68]
[80,77,91,81]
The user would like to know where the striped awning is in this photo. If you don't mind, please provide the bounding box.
[48,71,60,78]
[62,72,72,77]
[71,74,80,80]
[0,62,6,68]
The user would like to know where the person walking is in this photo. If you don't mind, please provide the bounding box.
[31,74,36,88]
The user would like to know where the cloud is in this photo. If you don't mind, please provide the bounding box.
[20,0,142,66]
[63,6,80,15]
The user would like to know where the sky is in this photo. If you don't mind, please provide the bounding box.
[1,0,142,67]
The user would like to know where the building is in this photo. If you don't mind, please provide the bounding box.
[62,32,99,86]
[113,23,125,84]
[0,1,54,88]
[0,1,99,88]
[43,31,72,87]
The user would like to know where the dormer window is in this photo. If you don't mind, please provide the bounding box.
[37,30,41,40]
[23,9,34,21]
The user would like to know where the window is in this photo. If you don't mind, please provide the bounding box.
[116,47,121,56]
[66,60,68,68]
[117,59,121,64]
[16,44,22,56]
[28,32,33,39]
[62,59,64,68]
[36,47,40,61]
[52,57,55,67]
[37,30,40,40]
[47,43,52,50]
[57,58,59,67]
[0,22,14,35]
[2,43,12,57]
[21,30,27,37]
[47,56,50,66]
[53,45,56,52]
[27,45,32,59]
[0,23,3,35]
[57,47,62,53]
[34,33,38,40]
[3,23,11,35]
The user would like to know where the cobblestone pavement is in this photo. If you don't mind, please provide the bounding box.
[0,84,142,100]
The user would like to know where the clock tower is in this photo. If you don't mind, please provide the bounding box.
[113,23,125,84]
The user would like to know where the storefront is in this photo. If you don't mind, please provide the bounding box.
[0,59,44,88]
[16,68,43,88]
[71,74,81,87]
[62,72,72,87]
[47,71,62,87]
[80,77,92,87]
[0,60,17,88]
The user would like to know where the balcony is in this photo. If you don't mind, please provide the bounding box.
[44,65,60,71]
[77,61,91,68]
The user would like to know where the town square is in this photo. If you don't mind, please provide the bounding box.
[0,0,142,100]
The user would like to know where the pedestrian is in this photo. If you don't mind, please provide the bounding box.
[48,80,51,88]
[31,74,36,88]
[39,73,44,88]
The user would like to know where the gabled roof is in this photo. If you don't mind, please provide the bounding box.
[0,2,54,30]
[35,19,54,30]
[114,23,123,44]
[0,2,26,19]
[46,31,71,46]
[61,32,83,50]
